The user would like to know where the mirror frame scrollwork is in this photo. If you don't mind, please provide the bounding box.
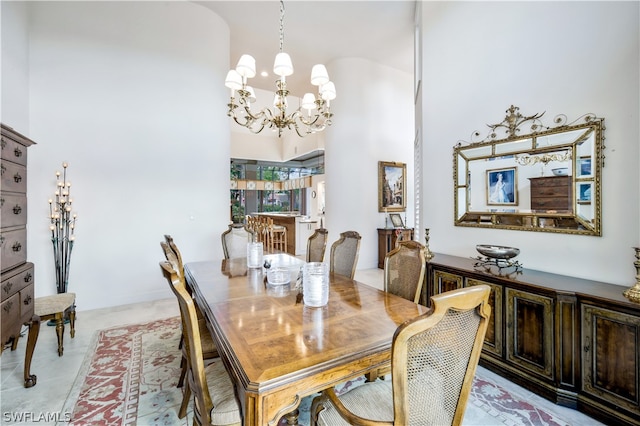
[453,105,605,236]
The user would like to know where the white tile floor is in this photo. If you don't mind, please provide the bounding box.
[0,268,604,425]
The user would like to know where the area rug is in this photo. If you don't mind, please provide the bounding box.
[59,317,573,426]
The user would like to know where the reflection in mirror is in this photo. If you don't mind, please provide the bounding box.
[454,105,604,235]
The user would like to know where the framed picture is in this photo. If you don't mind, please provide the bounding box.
[378,161,406,212]
[486,167,517,206]
[578,156,592,177]
[378,161,407,213]
[389,213,404,228]
[578,182,592,204]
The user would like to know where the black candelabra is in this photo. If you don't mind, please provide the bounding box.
[48,162,77,294]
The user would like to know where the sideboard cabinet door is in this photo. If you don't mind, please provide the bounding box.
[467,278,503,358]
[506,287,554,380]
[581,303,640,421]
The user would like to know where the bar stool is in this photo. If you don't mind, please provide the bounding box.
[267,218,287,253]
[34,293,76,356]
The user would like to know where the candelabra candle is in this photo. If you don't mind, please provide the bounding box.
[49,162,78,294]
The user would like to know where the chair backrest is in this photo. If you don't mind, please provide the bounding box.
[221,224,255,259]
[329,231,361,279]
[390,285,491,425]
[163,234,183,276]
[384,240,426,304]
[159,261,214,425]
[306,228,328,263]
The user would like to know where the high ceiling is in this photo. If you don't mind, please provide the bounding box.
[195,0,416,97]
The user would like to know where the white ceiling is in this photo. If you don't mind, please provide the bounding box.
[195,0,416,97]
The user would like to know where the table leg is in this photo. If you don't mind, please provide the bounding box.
[24,314,40,388]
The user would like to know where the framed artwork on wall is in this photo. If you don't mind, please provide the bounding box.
[389,213,405,228]
[378,161,406,212]
[486,167,517,206]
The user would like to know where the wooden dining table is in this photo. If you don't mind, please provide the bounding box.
[184,255,428,426]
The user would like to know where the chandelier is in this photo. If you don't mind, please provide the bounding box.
[224,0,336,137]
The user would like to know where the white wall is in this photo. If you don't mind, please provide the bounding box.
[7,2,232,309]
[1,1,29,130]
[325,57,414,269]
[420,1,640,286]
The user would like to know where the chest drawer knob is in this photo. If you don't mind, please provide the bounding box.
[13,147,23,158]
[13,204,22,215]
[12,242,22,252]
[3,300,13,313]
[13,172,22,183]
[24,273,32,283]
[23,294,32,305]
[3,282,13,294]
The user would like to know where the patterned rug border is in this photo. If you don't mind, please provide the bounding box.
[58,317,181,426]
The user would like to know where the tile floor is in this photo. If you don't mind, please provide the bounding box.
[1,268,604,425]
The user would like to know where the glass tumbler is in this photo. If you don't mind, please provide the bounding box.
[303,262,329,307]
[246,242,263,268]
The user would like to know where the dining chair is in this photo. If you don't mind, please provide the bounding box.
[306,228,328,262]
[160,261,241,426]
[310,284,492,426]
[221,224,256,259]
[364,240,427,382]
[329,231,361,279]
[384,240,427,305]
[160,239,219,418]
[266,217,287,253]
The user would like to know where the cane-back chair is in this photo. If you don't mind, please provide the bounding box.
[311,285,492,426]
[329,231,361,279]
[306,228,329,262]
[384,240,427,304]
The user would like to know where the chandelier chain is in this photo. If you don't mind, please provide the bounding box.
[279,0,285,53]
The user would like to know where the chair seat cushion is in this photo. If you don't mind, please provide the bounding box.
[316,381,393,425]
[205,360,242,425]
[35,293,76,316]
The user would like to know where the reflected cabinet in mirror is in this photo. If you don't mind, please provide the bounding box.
[454,105,605,235]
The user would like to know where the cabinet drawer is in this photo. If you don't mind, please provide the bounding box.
[432,270,463,298]
[0,227,27,272]
[0,160,27,193]
[0,135,28,166]
[1,263,33,302]
[1,292,21,344]
[0,193,27,228]
[19,283,34,325]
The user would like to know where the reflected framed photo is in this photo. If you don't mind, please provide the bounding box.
[578,182,592,204]
[486,167,517,206]
[578,156,592,177]
[389,213,404,228]
[378,161,406,212]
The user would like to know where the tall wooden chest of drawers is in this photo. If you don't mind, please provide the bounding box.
[529,175,572,212]
[1,124,36,365]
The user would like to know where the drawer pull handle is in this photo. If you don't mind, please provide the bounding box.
[23,295,32,305]
[24,273,32,283]
[0,235,5,245]
[1,164,5,176]
[3,282,12,294]
[13,205,22,215]
[12,242,22,252]
[13,147,22,158]
[3,300,13,313]
[0,197,4,207]
[13,173,22,183]
[1,138,6,149]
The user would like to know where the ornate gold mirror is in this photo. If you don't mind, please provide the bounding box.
[454,105,605,235]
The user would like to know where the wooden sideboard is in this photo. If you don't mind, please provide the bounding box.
[426,253,640,426]
[1,123,38,387]
[377,228,414,268]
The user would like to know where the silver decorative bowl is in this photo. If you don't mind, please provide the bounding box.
[476,245,520,260]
